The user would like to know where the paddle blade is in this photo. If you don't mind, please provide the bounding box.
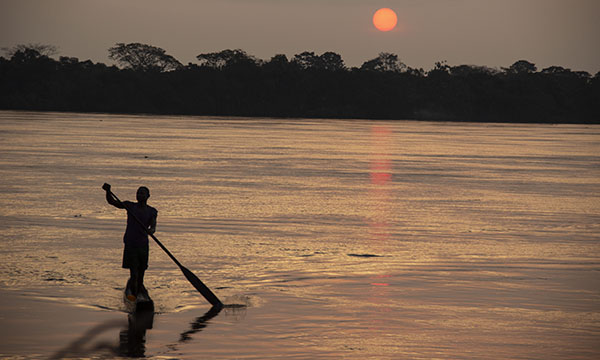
[180,266,223,308]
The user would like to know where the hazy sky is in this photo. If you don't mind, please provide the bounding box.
[1,0,599,73]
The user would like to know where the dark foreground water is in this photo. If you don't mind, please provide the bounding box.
[0,111,599,359]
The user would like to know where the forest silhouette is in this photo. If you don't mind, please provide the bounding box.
[1,43,598,123]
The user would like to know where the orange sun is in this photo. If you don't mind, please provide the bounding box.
[373,8,397,32]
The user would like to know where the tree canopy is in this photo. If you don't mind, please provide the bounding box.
[506,60,537,74]
[2,43,58,58]
[196,49,260,69]
[0,43,598,123]
[361,53,407,72]
[108,42,182,72]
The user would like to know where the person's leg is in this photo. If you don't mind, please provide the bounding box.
[130,267,139,296]
[129,245,148,297]
[137,245,148,295]
[137,266,145,294]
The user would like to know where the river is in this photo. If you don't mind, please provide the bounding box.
[0,111,598,359]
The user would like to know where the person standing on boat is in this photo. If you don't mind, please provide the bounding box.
[103,183,157,300]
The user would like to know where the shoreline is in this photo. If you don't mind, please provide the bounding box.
[0,108,597,125]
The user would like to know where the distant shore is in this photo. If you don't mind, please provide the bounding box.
[2,45,598,124]
[2,108,599,126]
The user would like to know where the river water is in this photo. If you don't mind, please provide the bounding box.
[0,111,598,359]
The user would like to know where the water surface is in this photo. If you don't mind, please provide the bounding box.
[0,111,599,359]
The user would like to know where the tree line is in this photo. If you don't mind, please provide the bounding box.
[1,43,598,123]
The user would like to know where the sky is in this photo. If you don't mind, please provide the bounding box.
[1,0,599,73]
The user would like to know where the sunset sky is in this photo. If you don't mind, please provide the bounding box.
[1,0,599,73]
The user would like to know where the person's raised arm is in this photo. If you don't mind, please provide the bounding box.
[102,183,125,209]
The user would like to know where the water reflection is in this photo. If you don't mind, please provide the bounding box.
[367,125,394,333]
[49,291,240,357]
[179,305,222,342]
[118,310,154,357]
[50,318,125,359]
[50,310,154,359]
[368,125,393,244]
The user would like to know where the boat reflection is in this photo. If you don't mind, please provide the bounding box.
[118,310,154,357]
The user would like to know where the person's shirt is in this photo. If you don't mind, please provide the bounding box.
[122,201,158,247]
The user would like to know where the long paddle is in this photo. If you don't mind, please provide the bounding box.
[105,186,223,308]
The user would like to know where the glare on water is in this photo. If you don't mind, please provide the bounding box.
[0,111,599,359]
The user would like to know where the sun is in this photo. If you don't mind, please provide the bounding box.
[373,8,397,32]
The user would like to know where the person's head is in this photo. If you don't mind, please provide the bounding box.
[136,186,150,203]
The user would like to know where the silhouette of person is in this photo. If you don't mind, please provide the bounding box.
[103,183,157,299]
